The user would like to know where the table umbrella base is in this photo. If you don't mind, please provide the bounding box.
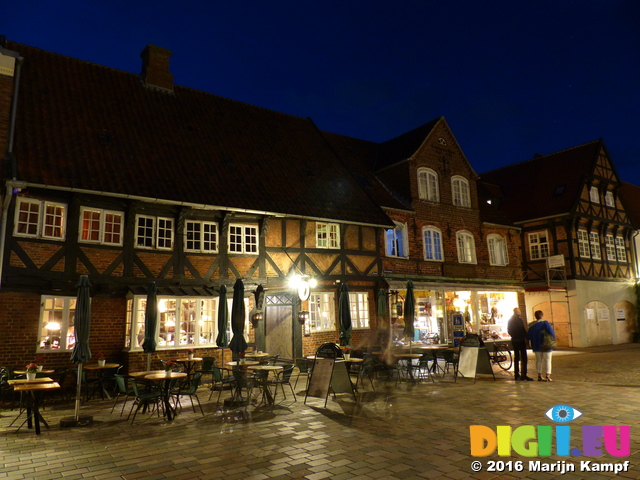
[59,415,93,428]
[223,398,249,408]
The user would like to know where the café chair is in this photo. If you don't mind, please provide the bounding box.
[413,353,435,383]
[270,364,296,402]
[209,366,235,402]
[172,372,204,415]
[268,354,280,366]
[293,359,311,389]
[128,378,163,425]
[199,356,217,388]
[111,374,135,416]
[442,350,459,378]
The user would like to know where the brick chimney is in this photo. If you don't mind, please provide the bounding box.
[140,45,173,92]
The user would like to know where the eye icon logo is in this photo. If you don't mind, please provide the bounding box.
[545,405,583,423]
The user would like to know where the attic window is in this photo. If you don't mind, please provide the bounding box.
[554,185,565,196]
[438,138,447,145]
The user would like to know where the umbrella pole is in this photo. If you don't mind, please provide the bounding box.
[147,353,151,372]
[74,363,83,421]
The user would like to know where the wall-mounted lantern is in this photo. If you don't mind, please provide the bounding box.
[297,310,309,325]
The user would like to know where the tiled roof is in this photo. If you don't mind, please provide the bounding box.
[619,182,640,229]
[480,140,602,223]
[6,42,394,227]
[375,119,440,170]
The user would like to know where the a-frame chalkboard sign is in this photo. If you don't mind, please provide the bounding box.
[304,342,356,407]
[455,334,496,383]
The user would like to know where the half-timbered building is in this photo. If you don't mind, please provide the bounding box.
[481,141,637,347]
[0,40,395,370]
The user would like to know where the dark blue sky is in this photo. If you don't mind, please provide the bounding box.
[4,1,640,182]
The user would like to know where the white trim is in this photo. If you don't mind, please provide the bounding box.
[456,230,477,264]
[422,225,444,262]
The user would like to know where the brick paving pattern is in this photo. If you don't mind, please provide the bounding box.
[2,345,640,479]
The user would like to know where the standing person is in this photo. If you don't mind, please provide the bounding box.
[507,307,532,381]
[527,310,556,382]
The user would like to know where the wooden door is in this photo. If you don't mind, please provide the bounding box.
[265,294,293,360]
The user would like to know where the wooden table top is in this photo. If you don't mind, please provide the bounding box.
[395,353,423,358]
[13,382,61,392]
[129,370,165,378]
[8,377,55,385]
[84,363,120,370]
[226,361,260,367]
[245,352,270,358]
[344,357,364,363]
[13,369,55,375]
[175,357,202,362]
[248,365,283,372]
[145,372,188,381]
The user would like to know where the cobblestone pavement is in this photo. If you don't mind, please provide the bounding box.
[2,345,640,480]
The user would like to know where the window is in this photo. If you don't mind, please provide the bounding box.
[185,221,218,253]
[14,198,66,240]
[316,222,340,249]
[228,224,258,254]
[79,207,123,246]
[125,296,226,349]
[529,232,550,260]
[615,237,627,262]
[385,222,408,258]
[349,292,370,329]
[38,296,76,351]
[456,230,477,264]
[589,232,601,260]
[135,215,174,250]
[418,168,439,202]
[605,235,616,261]
[451,176,471,207]
[308,292,335,332]
[605,191,615,207]
[589,186,600,203]
[487,234,509,266]
[577,230,590,258]
[422,226,443,261]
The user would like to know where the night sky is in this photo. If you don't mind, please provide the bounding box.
[4,1,640,182]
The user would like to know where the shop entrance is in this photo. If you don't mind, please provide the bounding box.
[264,294,294,360]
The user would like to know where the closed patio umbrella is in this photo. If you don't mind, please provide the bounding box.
[404,281,416,348]
[216,285,228,348]
[70,275,92,422]
[376,287,389,346]
[228,279,247,354]
[142,281,158,371]
[338,283,352,347]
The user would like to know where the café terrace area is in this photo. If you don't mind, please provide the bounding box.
[2,344,640,479]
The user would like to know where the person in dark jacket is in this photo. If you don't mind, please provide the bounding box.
[527,310,556,382]
[507,307,532,381]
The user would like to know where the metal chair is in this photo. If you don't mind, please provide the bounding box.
[199,356,217,388]
[270,365,296,401]
[172,371,204,415]
[413,352,435,383]
[111,374,135,416]
[293,359,312,389]
[209,366,235,402]
[128,378,163,425]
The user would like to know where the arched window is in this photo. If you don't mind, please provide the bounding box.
[451,176,471,207]
[422,226,444,261]
[418,168,439,202]
[487,234,509,266]
[456,230,476,264]
[385,221,408,258]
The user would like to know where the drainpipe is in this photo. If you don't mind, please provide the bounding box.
[0,53,23,289]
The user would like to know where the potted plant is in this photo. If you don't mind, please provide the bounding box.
[95,352,106,367]
[343,347,351,360]
[164,360,176,376]
[187,348,195,360]
[34,356,45,372]
[25,362,38,381]
[238,351,246,364]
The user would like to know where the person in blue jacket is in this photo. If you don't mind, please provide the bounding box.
[527,310,556,382]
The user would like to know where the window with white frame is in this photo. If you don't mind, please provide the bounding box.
[79,207,123,246]
[385,222,408,258]
[615,237,627,262]
[308,292,335,332]
[589,231,601,260]
[422,226,444,261]
[529,231,550,260]
[577,230,590,258]
[451,176,471,207]
[228,224,258,254]
[456,230,477,264]
[185,220,218,253]
[349,292,370,329]
[38,296,76,351]
[418,168,439,202]
[135,215,174,250]
[487,234,509,266]
[316,222,340,249]
[125,296,225,349]
[605,234,616,261]
[14,198,66,240]
[605,191,615,207]
[589,186,600,203]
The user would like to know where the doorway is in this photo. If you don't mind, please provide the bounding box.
[265,294,294,360]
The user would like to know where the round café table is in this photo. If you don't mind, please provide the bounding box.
[175,357,202,379]
[248,365,283,406]
[395,353,422,383]
[83,363,121,400]
[144,372,187,421]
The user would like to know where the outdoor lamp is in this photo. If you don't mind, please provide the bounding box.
[251,311,263,327]
[297,310,309,325]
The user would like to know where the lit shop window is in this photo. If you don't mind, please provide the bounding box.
[38,296,76,351]
[308,292,336,332]
[14,198,66,240]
